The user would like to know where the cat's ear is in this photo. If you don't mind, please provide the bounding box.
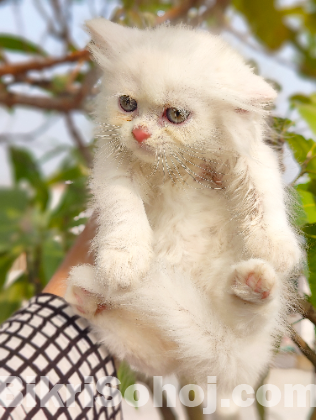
[235,72,277,108]
[85,18,137,67]
[246,75,276,105]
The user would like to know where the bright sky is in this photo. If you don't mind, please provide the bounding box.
[0,0,315,186]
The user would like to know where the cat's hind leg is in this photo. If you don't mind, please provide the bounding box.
[64,264,107,319]
[231,258,278,304]
[219,258,284,335]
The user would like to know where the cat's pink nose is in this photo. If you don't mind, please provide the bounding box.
[132,126,151,143]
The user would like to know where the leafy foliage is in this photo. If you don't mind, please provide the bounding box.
[291,94,316,136]
[283,111,316,308]
[233,0,291,50]
[0,34,47,56]
[117,361,138,407]
[0,146,89,323]
[232,0,316,78]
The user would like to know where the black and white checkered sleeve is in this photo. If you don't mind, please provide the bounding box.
[0,293,123,420]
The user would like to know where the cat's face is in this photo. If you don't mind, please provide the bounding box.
[88,19,276,163]
[96,55,220,163]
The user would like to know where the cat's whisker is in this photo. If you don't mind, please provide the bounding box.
[171,148,226,176]
[160,152,166,181]
[171,150,225,188]
[147,154,161,178]
[173,140,221,154]
[169,152,224,190]
[95,122,134,169]
[174,143,209,154]
[156,154,161,176]
[98,137,131,168]
[170,152,201,184]
[167,153,187,185]
[97,122,120,130]
[171,144,228,170]
[95,122,226,190]
[162,148,176,184]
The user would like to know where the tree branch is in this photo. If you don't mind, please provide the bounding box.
[156,0,200,24]
[289,324,316,367]
[73,67,100,108]
[50,0,73,48]
[0,67,99,112]
[296,297,316,326]
[64,113,92,167]
[0,88,82,112]
[0,49,90,77]
[190,0,231,28]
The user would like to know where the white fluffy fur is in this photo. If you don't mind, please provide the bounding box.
[65,19,302,391]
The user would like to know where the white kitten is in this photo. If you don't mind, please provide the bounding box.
[65,19,302,391]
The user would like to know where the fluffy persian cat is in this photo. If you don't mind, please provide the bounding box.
[65,18,302,391]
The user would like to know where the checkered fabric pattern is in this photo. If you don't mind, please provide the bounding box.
[0,294,123,420]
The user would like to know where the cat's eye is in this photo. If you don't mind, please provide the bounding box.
[119,95,137,112]
[166,108,189,124]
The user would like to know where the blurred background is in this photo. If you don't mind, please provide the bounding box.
[1,0,316,419]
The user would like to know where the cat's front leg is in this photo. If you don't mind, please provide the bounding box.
[95,224,153,290]
[92,159,153,290]
[65,264,106,319]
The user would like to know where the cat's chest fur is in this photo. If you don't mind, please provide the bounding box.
[143,182,235,269]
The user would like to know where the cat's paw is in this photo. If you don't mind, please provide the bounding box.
[231,259,277,304]
[65,264,107,319]
[97,245,153,290]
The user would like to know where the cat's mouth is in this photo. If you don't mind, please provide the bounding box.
[138,142,155,154]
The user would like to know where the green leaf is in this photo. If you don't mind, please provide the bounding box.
[303,223,316,239]
[289,186,308,227]
[0,188,29,253]
[9,147,49,211]
[68,217,88,228]
[48,156,88,236]
[49,181,87,243]
[117,361,137,407]
[272,117,293,133]
[291,93,316,135]
[0,34,47,56]
[41,235,64,285]
[0,275,34,324]
[52,75,69,94]
[0,301,21,325]
[296,188,316,224]
[286,132,316,165]
[303,227,316,308]
[48,165,86,185]
[0,188,29,212]
[305,13,316,35]
[0,253,18,290]
[296,104,316,136]
[291,94,312,105]
[232,0,291,50]
[281,6,306,16]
